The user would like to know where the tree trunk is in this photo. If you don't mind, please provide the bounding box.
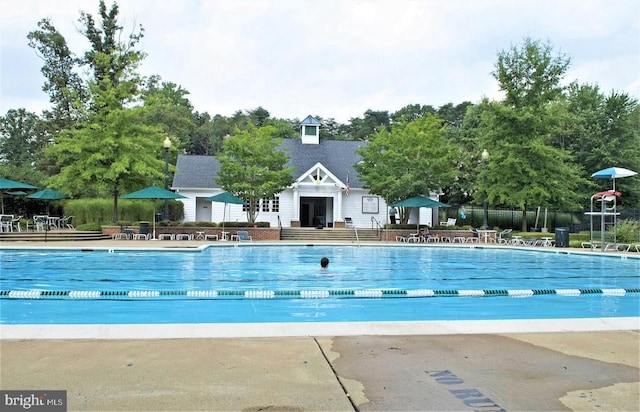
[113,189,119,223]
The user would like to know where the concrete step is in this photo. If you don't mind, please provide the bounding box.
[280,228,380,241]
[0,230,111,242]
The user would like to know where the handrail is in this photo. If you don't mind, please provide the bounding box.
[371,216,384,240]
[352,226,360,246]
[277,215,281,230]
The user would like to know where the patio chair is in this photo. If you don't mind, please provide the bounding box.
[61,215,75,230]
[10,215,23,232]
[439,218,457,226]
[0,215,12,232]
[236,230,252,242]
[344,217,354,228]
[33,215,48,232]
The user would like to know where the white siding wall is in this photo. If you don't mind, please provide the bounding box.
[178,187,436,228]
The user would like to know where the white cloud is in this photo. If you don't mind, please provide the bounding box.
[1,0,638,122]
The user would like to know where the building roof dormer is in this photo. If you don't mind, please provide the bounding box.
[299,115,321,144]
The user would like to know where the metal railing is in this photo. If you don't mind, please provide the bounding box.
[371,216,384,240]
[352,226,360,245]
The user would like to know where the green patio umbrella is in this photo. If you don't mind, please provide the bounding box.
[27,188,68,200]
[390,195,450,232]
[0,177,38,214]
[204,192,244,240]
[121,186,187,239]
[27,188,69,214]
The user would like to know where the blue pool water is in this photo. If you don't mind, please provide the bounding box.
[1,246,638,324]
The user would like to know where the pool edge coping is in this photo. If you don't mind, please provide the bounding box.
[1,317,638,339]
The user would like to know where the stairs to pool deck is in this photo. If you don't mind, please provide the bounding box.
[0,229,381,243]
[0,230,111,242]
[280,228,380,242]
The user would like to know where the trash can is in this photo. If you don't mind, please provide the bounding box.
[139,221,150,236]
[155,213,162,222]
[555,227,569,247]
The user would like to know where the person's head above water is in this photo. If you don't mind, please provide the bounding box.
[320,257,329,269]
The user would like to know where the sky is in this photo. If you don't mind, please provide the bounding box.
[1,0,639,123]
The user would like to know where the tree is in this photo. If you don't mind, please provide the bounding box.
[494,38,569,109]
[479,39,588,230]
[480,102,587,230]
[216,124,295,223]
[0,109,50,185]
[79,0,145,106]
[140,75,196,151]
[0,109,48,167]
[355,115,456,223]
[45,105,168,222]
[27,19,88,133]
[41,1,161,222]
[390,104,435,125]
[346,110,391,141]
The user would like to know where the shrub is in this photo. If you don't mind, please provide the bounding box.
[63,198,184,225]
[76,222,103,231]
[614,219,640,243]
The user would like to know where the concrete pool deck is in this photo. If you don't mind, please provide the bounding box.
[1,239,639,410]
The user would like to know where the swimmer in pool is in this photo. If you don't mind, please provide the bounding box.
[320,257,329,270]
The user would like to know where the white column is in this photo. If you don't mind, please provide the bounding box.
[292,184,299,221]
[336,187,343,221]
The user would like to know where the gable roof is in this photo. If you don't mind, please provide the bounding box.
[299,115,322,126]
[173,139,366,189]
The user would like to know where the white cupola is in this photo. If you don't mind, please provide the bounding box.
[299,115,321,144]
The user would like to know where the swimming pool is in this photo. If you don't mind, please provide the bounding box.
[1,245,638,325]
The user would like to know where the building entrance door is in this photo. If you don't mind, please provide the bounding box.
[300,197,327,227]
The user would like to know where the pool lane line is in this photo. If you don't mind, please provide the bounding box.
[1,288,638,300]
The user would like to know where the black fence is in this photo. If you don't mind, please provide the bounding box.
[440,205,640,233]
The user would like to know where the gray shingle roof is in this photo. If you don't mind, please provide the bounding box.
[173,139,365,189]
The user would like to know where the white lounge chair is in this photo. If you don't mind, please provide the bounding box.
[497,229,512,244]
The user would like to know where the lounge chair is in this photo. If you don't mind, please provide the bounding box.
[204,233,218,241]
[467,228,480,243]
[236,230,252,242]
[604,243,631,252]
[496,229,512,244]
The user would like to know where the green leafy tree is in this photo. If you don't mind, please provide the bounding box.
[79,0,145,104]
[46,105,167,222]
[0,109,50,186]
[479,38,588,231]
[41,0,163,222]
[140,75,196,154]
[27,19,88,133]
[216,124,295,223]
[0,109,49,167]
[355,115,456,223]
[390,104,436,125]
